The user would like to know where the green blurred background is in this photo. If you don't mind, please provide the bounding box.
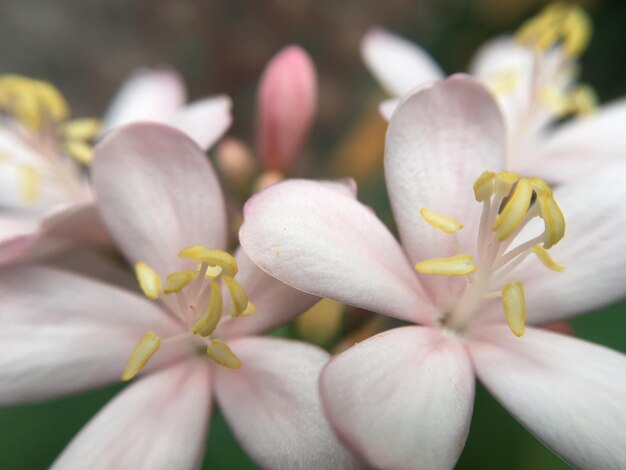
[1,0,625,468]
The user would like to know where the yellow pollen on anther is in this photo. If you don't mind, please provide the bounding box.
[571,85,597,117]
[493,178,533,241]
[223,275,249,316]
[206,339,242,369]
[419,208,464,234]
[494,171,519,197]
[473,171,495,202]
[164,270,197,295]
[502,282,526,337]
[240,302,257,317]
[135,262,162,299]
[531,245,565,272]
[121,331,161,381]
[191,281,222,336]
[19,164,40,203]
[64,139,94,165]
[179,246,238,277]
[62,118,101,140]
[531,178,565,249]
[415,254,477,276]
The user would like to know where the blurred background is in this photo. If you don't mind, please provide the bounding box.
[1,0,625,468]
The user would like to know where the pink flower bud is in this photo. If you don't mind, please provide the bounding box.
[256,45,317,173]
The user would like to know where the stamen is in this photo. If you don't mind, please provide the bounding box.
[240,302,257,317]
[493,178,533,241]
[62,118,101,140]
[494,171,519,198]
[419,208,464,234]
[179,246,238,277]
[191,281,222,336]
[223,275,249,315]
[531,178,565,249]
[502,282,526,337]
[64,140,94,165]
[570,85,597,117]
[531,245,566,272]
[415,254,477,276]
[473,171,495,202]
[19,164,39,203]
[135,262,162,299]
[206,339,241,369]
[121,331,161,381]
[164,270,197,295]
[487,69,518,97]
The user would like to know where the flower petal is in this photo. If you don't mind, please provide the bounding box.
[517,98,626,184]
[103,68,186,131]
[506,162,626,324]
[0,215,38,265]
[385,75,506,305]
[0,265,184,404]
[361,27,444,97]
[240,179,433,324]
[219,247,319,338]
[320,326,474,469]
[52,361,211,470]
[92,122,228,277]
[469,324,626,469]
[169,95,232,150]
[214,337,359,469]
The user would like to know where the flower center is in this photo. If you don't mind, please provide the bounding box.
[121,245,256,381]
[0,74,100,204]
[415,171,565,337]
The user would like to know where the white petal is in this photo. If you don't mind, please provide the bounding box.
[92,123,228,277]
[214,337,359,469]
[385,75,506,305]
[469,324,626,469]
[52,361,211,470]
[320,326,475,469]
[168,95,232,150]
[0,265,184,404]
[103,68,186,131]
[361,28,444,97]
[240,179,433,324]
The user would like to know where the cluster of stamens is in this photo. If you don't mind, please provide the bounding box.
[415,171,565,337]
[0,75,100,203]
[122,245,256,381]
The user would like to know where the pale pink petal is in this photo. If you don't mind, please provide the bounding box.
[219,247,318,338]
[469,325,626,469]
[103,68,186,131]
[361,27,444,97]
[506,162,626,324]
[240,179,434,324]
[0,215,38,264]
[169,95,232,150]
[92,123,228,277]
[214,337,359,469]
[256,45,317,172]
[320,326,474,469]
[516,98,626,184]
[52,361,211,470]
[0,266,184,404]
[385,75,506,305]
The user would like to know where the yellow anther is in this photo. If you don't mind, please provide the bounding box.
[240,301,257,317]
[473,171,495,202]
[32,80,69,122]
[530,176,553,197]
[199,264,223,279]
[135,262,162,300]
[539,87,571,117]
[571,85,597,117]
[494,171,519,198]
[19,164,39,203]
[179,246,238,277]
[64,139,94,165]
[502,282,526,337]
[415,254,477,276]
[191,281,222,336]
[493,178,533,241]
[121,331,161,381]
[419,208,464,234]
[531,245,565,272]
[164,270,197,295]
[223,275,249,316]
[488,69,519,97]
[562,5,592,57]
[206,339,241,369]
[536,192,565,249]
[62,118,101,141]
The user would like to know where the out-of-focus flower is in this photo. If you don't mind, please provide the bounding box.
[256,45,317,175]
[0,69,232,266]
[0,123,357,469]
[240,76,626,469]
[362,3,626,185]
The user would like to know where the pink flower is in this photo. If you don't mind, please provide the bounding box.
[0,123,356,469]
[0,69,231,266]
[240,76,626,469]
[256,46,317,173]
[361,4,625,185]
